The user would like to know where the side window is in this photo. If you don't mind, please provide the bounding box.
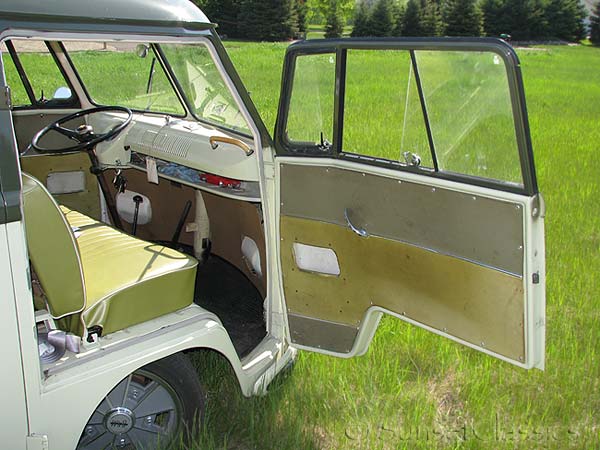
[64,41,185,116]
[280,45,528,190]
[0,40,77,108]
[415,51,522,184]
[285,53,335,148]
[343,50,432,167]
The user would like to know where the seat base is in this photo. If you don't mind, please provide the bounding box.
[60,206,198,337]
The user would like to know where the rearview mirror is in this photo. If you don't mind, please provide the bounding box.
[136,44,150,58]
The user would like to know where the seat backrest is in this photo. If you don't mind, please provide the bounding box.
[22,173,86,319]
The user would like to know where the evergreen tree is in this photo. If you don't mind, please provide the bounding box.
[591,1,600,45]
[324,0,345,38]
[402,0,423,36]
[369,0,394,36]
[481,0,511,37]
[391,2,406,36]
[444,0,484,36]
[295,0,309,34]
[420,0,444,36]
[545,0,587,42]
[202,0,242,38]
[498,0,548,40]
[351,1,372,37]
[237,0,295,41]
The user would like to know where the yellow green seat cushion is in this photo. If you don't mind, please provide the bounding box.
[22,173,197,338]
[59,206,198,336]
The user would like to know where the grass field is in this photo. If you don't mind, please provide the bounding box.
[183,42,600,450]
[4,40,600,449]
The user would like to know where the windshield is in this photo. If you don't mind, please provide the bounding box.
[64,41,185,116]
[160,43,251,135]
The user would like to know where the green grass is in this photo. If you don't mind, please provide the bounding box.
[183,42,600,450]
[5,41,600,448]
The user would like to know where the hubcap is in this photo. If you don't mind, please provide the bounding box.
[77,370,182,449]
[105,407,135,434]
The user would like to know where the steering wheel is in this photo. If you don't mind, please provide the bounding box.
[31,106,133,153]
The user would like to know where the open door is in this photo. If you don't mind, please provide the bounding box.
[274,38,545,369]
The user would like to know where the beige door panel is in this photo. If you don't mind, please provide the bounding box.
[281,216,524,361]
[278,161,535,365]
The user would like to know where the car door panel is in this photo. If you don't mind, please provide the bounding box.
[278,158,541,366]
[273,38,545,369]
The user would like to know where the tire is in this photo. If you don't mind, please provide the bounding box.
[77,352,205,449]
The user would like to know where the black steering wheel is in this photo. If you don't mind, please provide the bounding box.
[31,106,133,153]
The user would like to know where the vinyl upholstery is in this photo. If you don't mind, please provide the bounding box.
[22,173,198,337]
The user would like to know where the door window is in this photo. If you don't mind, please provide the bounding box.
[343,49,433,167]
[285,53,336,149]
[277,41,535,193]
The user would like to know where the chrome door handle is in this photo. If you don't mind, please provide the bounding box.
[344,208,369,238]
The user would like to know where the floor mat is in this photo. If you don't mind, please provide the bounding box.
[194,255,266,358]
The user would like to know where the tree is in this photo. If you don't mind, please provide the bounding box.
[369,0,394,36]
[200,0,242,38]
[391,2,406,36]
[237,0,296,41]
[591,1,600,45]
[324,0,344,38]
[545,0,587,42]
[295,0,309,33]
[351,1,372,37]
[495,0,549,40]
[481,0,510,37]
[402,0,423,36]
[420,0,444,36]
[444,0,483,36]
[309,0,355,23]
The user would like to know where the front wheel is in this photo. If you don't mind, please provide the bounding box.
[77,353,205,449]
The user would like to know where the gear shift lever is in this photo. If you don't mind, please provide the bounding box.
[131,195,143,236]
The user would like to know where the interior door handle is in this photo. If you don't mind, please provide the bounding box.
[210,136,254,156]
[344,208,369,238]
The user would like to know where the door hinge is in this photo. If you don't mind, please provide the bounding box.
[264,163,275,180]
[0,86,12,110]
[532,193,545,218]
[532,271,540,284]
[26,434,49,450]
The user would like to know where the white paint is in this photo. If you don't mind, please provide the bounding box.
[242,236,262,277]
[292,242,341,276]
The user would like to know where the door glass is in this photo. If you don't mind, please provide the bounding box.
[343,49,432,167]
[285,53,335,148]
[415,50,522,185]
[64,41,185,116]
[280,45,527,189]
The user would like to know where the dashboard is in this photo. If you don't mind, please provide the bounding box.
[90,112,261,201]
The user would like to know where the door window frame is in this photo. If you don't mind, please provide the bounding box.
[274,38,538,196]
